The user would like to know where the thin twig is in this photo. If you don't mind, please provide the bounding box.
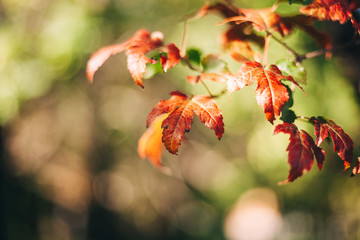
[271,32,360,63]
[200,80,214,97]
[182,57,202,72]
[295,115,312,123]
[211,88,227,98]
[270,33,303,61]
[181,57,215,97]
[301,39,360,62]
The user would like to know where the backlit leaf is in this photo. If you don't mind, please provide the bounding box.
[161,100,194,154]
[274,122,325,183]
[160,43,181,73]
[300,0,360,33]
[138,114,168,166]
[146,91,188,127]
[312,117,353,169]
[191,96,224,140]
[221,8,282,32]
[87,29,163,87]
[300,0,350,24]
[146,91,224,154]
[352,157,360,176]
[227,61,304,123]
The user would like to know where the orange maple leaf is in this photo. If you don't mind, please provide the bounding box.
[227,61,304,123]
[138,114,168,167]
[300,0,360,33]
[147,91,224,154]
[87,29,181,88]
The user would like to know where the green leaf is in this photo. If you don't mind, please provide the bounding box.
[281,85,297,123]
[279,0,313,5]
[289,0,314,5]
[281,109,297,123]
[185,48,202,68]
[143,54,163,79]
[202,54,228,73]
[277,59,307,85]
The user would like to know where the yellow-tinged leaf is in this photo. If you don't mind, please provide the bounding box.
[138,114,168,167]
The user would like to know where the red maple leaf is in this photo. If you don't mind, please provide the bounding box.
[352,157,360,176]
[87,29,181,88]
[146,91,224,154]
[274,122,325,184]
[220,8,281,32]
[160,43,181,73]
[219,6,297,37]
[312,117,353,169]
[300,0,360,33]
[227,61,304,123]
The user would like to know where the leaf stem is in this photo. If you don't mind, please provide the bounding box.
[295,115,312,124]
[182,57,202,72]
[180,20,189,57]
[200,80,214,97]
[270,33,303,62]
[263,33,271,65]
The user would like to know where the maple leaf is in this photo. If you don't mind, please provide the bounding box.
[160,43,181,73]
[311,117,353,169]
[227,61,304,123]
[221,33,263,63]
[138,114,168,167]
[220,8,281,32]
[352,157,360,176]
[86,29,164,87]
[219,6,297,37]
[146,91,224,154]
[300,0,360,33]
[199,2,265,63]
[274,122,325,183]
[300,0,350,23]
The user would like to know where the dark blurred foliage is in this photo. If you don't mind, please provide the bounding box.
[1,0,360,240]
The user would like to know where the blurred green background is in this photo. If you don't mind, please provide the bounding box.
[1,0,360,239]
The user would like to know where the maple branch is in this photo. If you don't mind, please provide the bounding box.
[211,88,227,98]
[299,39,360,62]
[270,33,303,62]
[271,34,360,63]
[200,80,215,97]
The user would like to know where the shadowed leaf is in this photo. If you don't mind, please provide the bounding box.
[274,122,325,183]
[312,117,353,169]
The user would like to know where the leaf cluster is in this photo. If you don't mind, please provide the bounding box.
[87,0,360,183]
